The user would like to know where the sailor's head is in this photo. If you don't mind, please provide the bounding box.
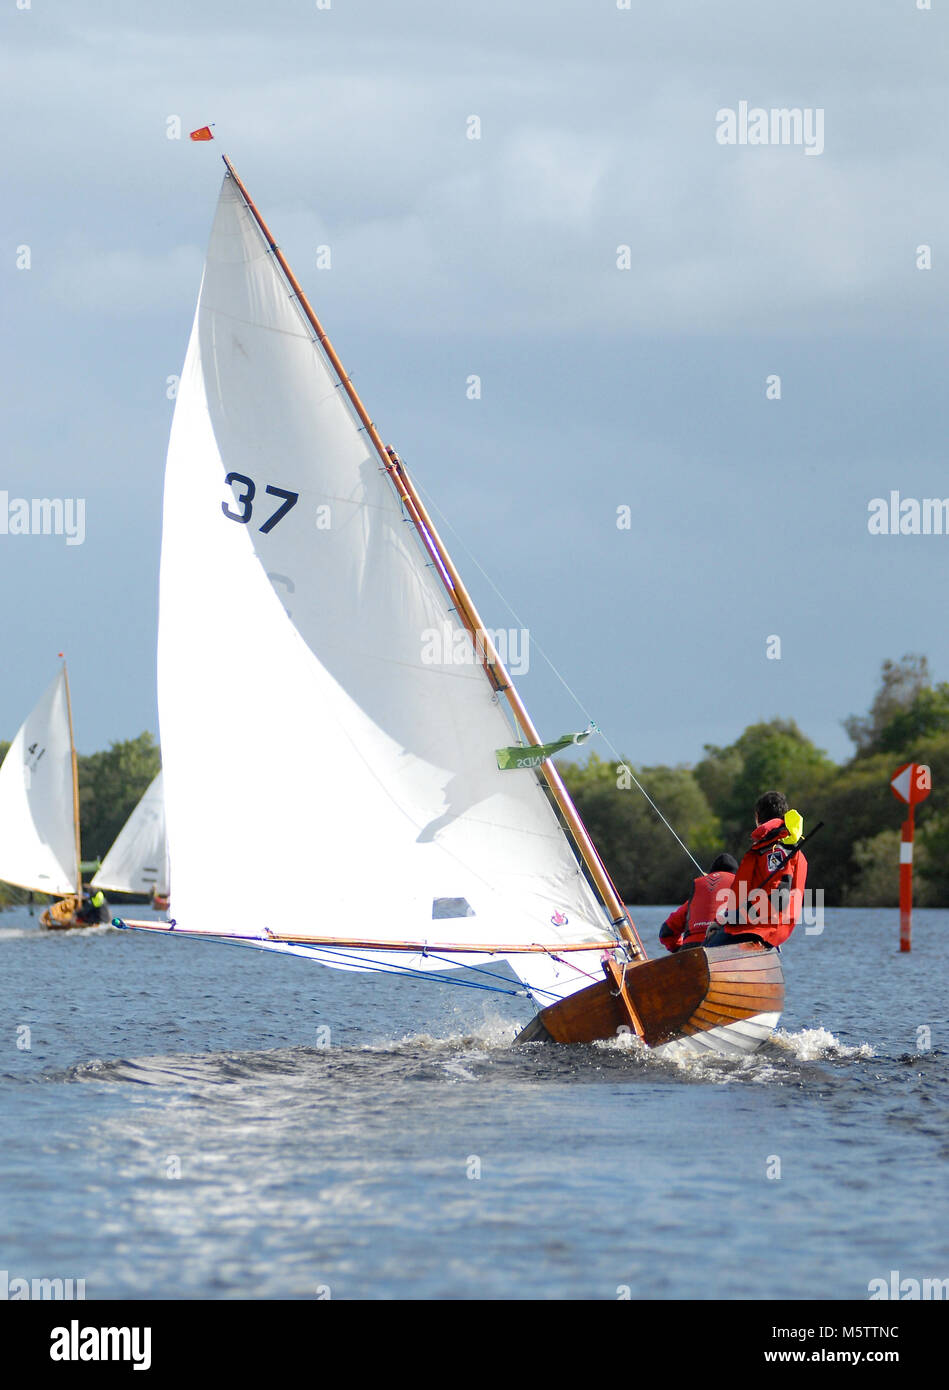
[754,790,788,826]
[709,853,738,874]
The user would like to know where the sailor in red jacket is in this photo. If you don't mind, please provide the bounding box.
[659,854,738,953]
[705,791,807,949]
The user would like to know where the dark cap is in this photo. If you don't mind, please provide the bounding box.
[710,853,738,874]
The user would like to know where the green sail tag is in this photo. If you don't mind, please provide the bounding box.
[496,724,596,771]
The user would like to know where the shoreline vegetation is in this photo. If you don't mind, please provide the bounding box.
[1,656,944,911]
[558,655,949,908]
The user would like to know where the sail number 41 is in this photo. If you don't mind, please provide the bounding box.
[222,473,298,533]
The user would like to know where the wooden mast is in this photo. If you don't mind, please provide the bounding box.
[61,659,82,900]
[221,156,645,961]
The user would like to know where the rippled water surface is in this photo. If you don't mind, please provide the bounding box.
[0,906,945,1299]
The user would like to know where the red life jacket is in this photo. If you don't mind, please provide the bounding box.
[660,871,735,951]
[726,818,808,948]
[681,871,735,946]
[659,900,688,952]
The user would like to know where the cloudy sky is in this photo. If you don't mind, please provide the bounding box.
[2,0,947,774]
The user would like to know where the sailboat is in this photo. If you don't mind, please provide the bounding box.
[91,771,169,907]
[117,157,784,1056]
[0,663,98,929]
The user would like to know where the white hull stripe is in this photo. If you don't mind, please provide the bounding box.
[653,1011,781,1058]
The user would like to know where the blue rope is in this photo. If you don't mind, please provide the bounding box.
[417,950,568,1003]
[115,920,569,1001]
[116,921,528,998]
[298,944,526,996]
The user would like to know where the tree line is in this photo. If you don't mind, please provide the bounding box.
[2,655,947,908]
[557,655,949,906]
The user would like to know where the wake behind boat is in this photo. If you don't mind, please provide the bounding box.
[116,155,786,1056]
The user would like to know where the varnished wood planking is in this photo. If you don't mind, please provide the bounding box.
[538,979,629,1044]
[706,985,784,1007]
[519,942,785,1049]
[709,969,784,986]
[707,951,781,972]
[687,1004,764,1028]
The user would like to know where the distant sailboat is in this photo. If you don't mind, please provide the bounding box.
[118,159,783,1055]
[92,771,169,906]
[0,664,99,929]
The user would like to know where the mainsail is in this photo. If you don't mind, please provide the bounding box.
[92,771,168,897]
[0,668,79,897]
[150,169,621,1002]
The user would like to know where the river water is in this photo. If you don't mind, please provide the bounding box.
[0,905,945,1300]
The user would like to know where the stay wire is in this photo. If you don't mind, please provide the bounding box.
[413,477,706,876]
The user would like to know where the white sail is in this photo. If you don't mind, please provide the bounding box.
[92,772,168,896]
[0,669,78,897]
[156,173,615,993]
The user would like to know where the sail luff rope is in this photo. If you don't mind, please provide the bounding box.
[414,481,706,876]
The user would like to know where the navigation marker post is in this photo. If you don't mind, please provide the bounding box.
[890,762,932,953]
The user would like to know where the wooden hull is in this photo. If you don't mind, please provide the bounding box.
[514,943,784,1055]
[40,896,109,932]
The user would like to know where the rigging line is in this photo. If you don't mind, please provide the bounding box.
[540,947,600,984]
[305,954,524,997]
[416,951,532,988]
[413,477,706,876]
[157,927,564,1004]
[393,491,523,743]
[278,939,569,1003]
[152,927,529,999]
[291,946,568,1004]
[417,951,572,1003]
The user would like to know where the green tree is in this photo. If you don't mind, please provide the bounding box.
[836,660,949,902]
[695,719,834,844]
[875,684,949,754]
[913,731,949,902]
[558,660,949,909]
[559,753,720,903]
[843,828,937,907]
[79,733,161,865]
[843,654,931,756]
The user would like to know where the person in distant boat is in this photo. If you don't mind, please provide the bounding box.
[75,887,109,926]
[704,791,807,950]
[659,853,738,953]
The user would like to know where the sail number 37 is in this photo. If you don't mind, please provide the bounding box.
[222,473,298,533]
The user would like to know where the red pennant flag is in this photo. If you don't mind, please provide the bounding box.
[190,126,214,142]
